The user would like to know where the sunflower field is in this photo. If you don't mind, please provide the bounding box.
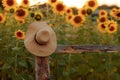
[1,0,120,80]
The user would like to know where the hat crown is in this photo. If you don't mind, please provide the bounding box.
[35,29,50,45]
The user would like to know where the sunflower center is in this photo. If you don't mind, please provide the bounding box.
[109,26,115,31]
[68,16,72,19]
[108,23,113,27]
[30,13,35,17]
[88,1,95,7]
[56,3,64,12]
[0,16,2,21]
[74,16,82,24]
[67,9,71,13]
[19,20,24,24]
[112,10,116,12]
[35,14,41,21]
[17,32,23,37]
[7,0,14,6]
[10,8,15,13]
[19,21,22,23]
[101,12,105,15]
[101,24,106,29]
[116,12,120,17]
[81,10,86,15]
[16,9,25,17]
[86,9,92,15]
[100,17,106,22]
[23,0,29,4]
[51,0,56,3]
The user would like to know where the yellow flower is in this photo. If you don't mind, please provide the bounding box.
[109,8,118,18]
[9,7,17,13]
[48,0,58,6]
[105,20,117,26]
[2,0,17,10]
[53,1,66,15]
[21,0,30,7]
[97,23,107,33]
[71,7,79,15]
[97,16,107,23]
[4,10,9,15]
[0,13,6,23]
[86,8,93,15]
[65,7,73,15]
[18,19,25,25]
[15,29,25,39]
[14,8,28,20]
[99,10,108,17]
[114,9,120,20]
[85,0,98,11]
[106,20,118,34]
[71,14,85,28]
[30,12,35,18]
[65,14,73,23]
[78,8,87,16]
[107,24,117,34]
[34,12,43,21]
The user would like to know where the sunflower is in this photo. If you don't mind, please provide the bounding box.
[30,12,35,18]
[2,0,17,10]
[0,13,6,23]
[85,0,98,11]
[105,20,117,27]
[71,14,85,27]
[65,14,73,23]
[99,10,108,17]
[97,16,107,23]
[9,7,17,13]
[9,8,15,13]
[114,10,120,19]
[4,10,9,15]
[14,29,25,39]
[97,23,107,33]
[18,19,25,25]
[65,7,73,15]
[34,12,43,21]
[107,24,117,34]
[86,8,93,15]
[78,8,87,16]
[21,0,30,7]
[48,0,58,6]
[105,20,118,34]
[53,1,66,15]
[109,8,118,18]
[14,8,28,20]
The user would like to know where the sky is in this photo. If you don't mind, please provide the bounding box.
[17,0,120,8]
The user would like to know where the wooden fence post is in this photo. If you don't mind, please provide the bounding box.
[24,21,57,80]
[35,56,50,80]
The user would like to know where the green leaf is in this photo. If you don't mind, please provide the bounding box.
[18,60,28,68]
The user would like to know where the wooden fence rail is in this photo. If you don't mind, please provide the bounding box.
[55,45,120,53]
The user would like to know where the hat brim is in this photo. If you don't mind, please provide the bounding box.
[24,21,57,56]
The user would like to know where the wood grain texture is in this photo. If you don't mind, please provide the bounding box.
[35,56,50,80]
[55,45,120,53]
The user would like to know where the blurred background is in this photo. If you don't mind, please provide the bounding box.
[0,0,120,80]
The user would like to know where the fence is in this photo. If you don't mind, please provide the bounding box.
[36,45,120,80]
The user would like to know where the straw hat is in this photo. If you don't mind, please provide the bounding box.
[24,21,57,56]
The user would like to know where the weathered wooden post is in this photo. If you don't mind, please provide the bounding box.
[24,21,57,80]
